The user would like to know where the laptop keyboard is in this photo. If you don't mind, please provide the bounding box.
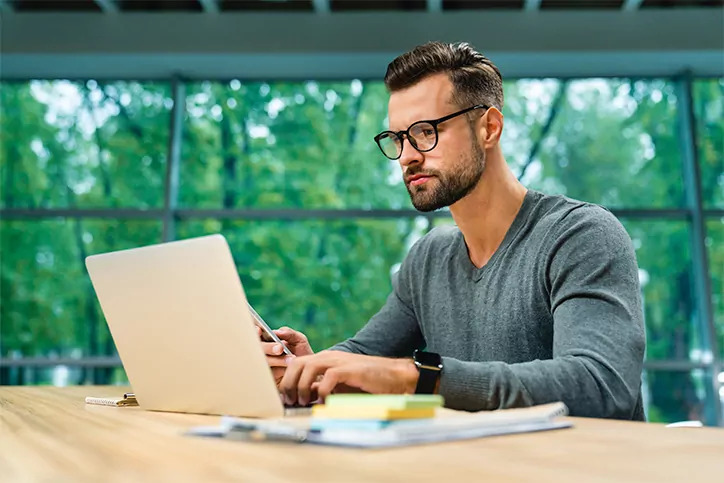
[283,405,313,416]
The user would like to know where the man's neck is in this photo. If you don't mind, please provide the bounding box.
[450,151,528,269]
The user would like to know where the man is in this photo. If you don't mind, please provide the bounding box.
[258,42,646,420]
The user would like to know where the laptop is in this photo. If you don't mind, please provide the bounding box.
[85,234,291,418]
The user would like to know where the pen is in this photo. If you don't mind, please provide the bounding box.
[247,302,294,356]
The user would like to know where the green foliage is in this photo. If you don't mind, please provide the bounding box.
[180,80,410,210]
[504,79,685,207]
[0,220,161,356]
[0,81,170,209]
[693,79,724,208]
[706,218,723,359]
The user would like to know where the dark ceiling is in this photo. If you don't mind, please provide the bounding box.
[6,0,723,13]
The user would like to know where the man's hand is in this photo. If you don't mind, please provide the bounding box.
[279,351,419,406]
[256,326,314,384]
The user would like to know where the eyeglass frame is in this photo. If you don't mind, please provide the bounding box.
[373,104,489,160]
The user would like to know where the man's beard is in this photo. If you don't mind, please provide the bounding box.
[405,141,486,212]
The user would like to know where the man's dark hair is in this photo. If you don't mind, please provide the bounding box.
[384,41,504,112]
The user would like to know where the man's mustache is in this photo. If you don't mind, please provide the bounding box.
[404,168,441,183]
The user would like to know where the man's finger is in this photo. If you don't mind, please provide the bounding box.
[261,341,288,356]
[279,357,308,405]
[297,361,327,406]
[275,327,308,345]
[257,326,278,343]
[266,355,294,368]
[316,367,357,400]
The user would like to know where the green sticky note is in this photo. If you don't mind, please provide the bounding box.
[324,394,444,409]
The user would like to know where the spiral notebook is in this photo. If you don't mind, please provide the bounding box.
[85,393,139,407]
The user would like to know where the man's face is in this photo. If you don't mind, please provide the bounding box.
[387,73,486,212]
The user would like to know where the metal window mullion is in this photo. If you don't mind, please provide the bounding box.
[643,360,713,371]
[163,77,185,242]
[703,209,724,217]
[0,357,122,368]
[675,74,721,426]
[0,208,167,218]
[0,356,698,371]
[0,207,706,221]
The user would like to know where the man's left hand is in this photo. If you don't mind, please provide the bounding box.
[278,351,419,406]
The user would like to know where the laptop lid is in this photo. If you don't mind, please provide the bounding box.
[85,234,284,418]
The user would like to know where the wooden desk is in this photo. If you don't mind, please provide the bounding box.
[1,386,722,482]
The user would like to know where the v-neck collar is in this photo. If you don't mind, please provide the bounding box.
[452,189,543,282]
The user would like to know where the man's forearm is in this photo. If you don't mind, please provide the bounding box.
[439,354,642,419]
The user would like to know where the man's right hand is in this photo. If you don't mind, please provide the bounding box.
[256,326,314,385]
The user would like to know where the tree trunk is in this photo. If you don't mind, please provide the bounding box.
[518,80,569,181]
[56,113,104,384]
[80,86,113,201]
[96,82,145,141]
[3,88,21,207]
[305,85,367,328]
[220,105,238,209]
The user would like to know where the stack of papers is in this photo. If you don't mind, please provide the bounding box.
[186,399,572,448]
[308,401,571,448]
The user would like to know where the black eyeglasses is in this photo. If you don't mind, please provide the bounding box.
[373,105,489,160]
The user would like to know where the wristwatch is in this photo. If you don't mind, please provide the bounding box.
[413,350,443,394]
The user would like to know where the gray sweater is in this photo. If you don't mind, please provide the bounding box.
[332,190,646,420]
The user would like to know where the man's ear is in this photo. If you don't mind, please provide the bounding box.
[478,107,503,149]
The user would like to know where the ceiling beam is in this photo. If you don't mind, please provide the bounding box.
[2,10,722,78]
[5,11,720,54]
[427,0,443,13]
[524,0,542,11]
[94,0,119,13]
[312,0,330,14]
[622,0,644,11]
[198,0,220,14]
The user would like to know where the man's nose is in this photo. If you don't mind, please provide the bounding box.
[398,139,423,168]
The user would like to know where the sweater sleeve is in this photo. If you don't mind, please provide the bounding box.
[438,206,646,419]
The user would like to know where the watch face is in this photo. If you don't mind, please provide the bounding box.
[414,350,442,369]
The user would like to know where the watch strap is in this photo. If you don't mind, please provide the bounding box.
[414,365,439,394]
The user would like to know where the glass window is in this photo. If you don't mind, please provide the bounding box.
[705,217,723,358]
[1,75,719,426]
[693,79,724,208]
[176,217,427,350]
[180,80,412,210]
[0,219,162,362]
[502,79,686,208]
[620,220,705,361]
[644,369,717,426]
[0,81,172,209]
